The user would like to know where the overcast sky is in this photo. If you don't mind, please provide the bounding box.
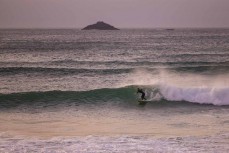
[0,0,229,28]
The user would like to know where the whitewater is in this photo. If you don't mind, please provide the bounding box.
[0,28,229,152]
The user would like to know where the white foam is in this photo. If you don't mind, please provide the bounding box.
[0,134,228,153]
[160,84,229,105]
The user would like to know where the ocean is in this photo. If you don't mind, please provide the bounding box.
[0,28,229,152]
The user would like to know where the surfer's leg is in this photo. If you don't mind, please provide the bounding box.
[141,92,146,100]
[141,95,146,100]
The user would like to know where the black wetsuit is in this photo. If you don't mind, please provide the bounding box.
[137,88,146,100]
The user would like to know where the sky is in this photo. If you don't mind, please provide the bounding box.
[0,0,229,28]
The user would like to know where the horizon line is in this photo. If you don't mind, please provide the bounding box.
[1,26,229,30]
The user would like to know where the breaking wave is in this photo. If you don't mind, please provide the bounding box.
[0,84,229,109]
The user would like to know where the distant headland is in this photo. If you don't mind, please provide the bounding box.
[82,21,119,30]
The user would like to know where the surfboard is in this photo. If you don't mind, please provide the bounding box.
[138,100,149,105]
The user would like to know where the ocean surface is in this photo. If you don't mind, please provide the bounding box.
[0,28,229,152]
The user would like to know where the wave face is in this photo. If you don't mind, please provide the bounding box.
[0,87,136,109]
[0,84,228,110]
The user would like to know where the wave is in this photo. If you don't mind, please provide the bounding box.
[0,67,131,76]
[0,84,229,109]
[0,87,137,109]
[1,60,229,67]
[0,65,229,76]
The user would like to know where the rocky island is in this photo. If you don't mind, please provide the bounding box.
[82,21,119,30]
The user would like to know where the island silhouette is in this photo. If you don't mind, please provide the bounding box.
[82,21,119,30]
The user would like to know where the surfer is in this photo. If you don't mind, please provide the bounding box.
[137,88,146,100]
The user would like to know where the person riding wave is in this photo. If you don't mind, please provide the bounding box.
[137,88,146,100]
